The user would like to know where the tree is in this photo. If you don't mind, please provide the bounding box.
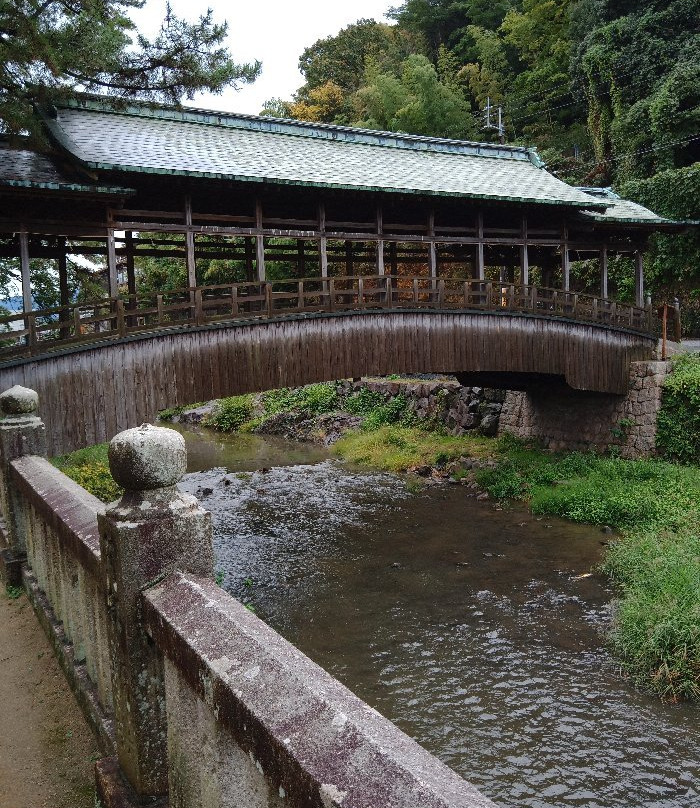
[0,0,261,138]
[353,54,477,139]
[297,19,406,96]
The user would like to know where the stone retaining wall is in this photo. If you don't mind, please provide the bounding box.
[338,378,505,436]
[499,360,670,458]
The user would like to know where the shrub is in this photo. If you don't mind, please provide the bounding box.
[206,394,254,431]
[656,353,700,464]
[52,443,122,503]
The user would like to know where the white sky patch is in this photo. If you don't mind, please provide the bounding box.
[129,0,394,116]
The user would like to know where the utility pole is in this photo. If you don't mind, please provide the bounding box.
[483,97,505,144]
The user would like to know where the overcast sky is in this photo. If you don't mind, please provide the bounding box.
[130,0,394,115]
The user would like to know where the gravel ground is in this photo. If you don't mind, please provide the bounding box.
[0,589,98,808]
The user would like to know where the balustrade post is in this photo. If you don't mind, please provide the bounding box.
[97,425,213,799]
[0,386,46,585]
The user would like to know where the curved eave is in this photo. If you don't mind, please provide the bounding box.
[0,178,135,197]
[588,217,697,232]
[90,160,607,208]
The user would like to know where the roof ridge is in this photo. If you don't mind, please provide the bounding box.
[57,94,539,164]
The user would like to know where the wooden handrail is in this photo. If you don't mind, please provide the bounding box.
[0,276,657,361]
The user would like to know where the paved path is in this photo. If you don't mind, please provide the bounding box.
[0,589,98,808]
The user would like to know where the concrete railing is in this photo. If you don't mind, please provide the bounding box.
[0,384,498,808]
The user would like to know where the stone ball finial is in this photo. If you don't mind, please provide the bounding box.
[0,385,39,417]
[109,424,187,491]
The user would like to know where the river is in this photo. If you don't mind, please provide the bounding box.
[173,424,699,808]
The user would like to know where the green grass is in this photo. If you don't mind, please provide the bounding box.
[476,438,700,701]
[332,425,494,472]
[51,443,122,503]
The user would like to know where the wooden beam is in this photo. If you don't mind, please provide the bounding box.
[476,213,485,280]
[600,245,608,299]
[255,198,265,282]
[520,215,529,286]
[185,195,196,288]
[634,250,644,307]
[19,229,31,314]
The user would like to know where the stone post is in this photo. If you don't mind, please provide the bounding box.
[98,424,213,798]
[0,385,46,585]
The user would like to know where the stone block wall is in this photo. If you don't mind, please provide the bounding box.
[498,360,670,458]
[338,378,506,436]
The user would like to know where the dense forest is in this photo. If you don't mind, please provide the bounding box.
[262,0,700,325]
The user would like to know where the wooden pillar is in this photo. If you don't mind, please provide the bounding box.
[19,230,31,315]
[318,203,328,278]
[244,237,255,282]
[599,245,608,299]
[125,232,136,297]
[561,225,570,291]
[389,241,398,276]
[255,198,265,282]
[427,210,437,281]
[58,239,70,338]
[475,212,485,280]
[520,216,529,286]
[297,240,306,278]
[184,195,196,288]
[634,250,644,307]
[106,230,118,297]
[376,205,385,275]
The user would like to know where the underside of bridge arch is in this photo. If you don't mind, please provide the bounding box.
[0,311,655,456]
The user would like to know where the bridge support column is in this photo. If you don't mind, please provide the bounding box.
[98,425,213,800]
[0,385,46,585]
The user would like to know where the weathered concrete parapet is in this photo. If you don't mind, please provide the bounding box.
[144,572,499,808]
[0,385,46,583]
[98,424,213,799]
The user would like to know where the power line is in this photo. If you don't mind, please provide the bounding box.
[576,133,700,169]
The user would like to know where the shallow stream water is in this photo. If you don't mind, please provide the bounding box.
[174,425,699,808]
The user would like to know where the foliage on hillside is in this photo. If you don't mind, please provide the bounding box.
[656,353,700,464]
[261,0,699,309]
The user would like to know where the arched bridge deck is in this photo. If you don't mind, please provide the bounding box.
[0,277,656,456]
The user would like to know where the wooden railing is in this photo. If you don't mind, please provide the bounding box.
[0,276,655,361]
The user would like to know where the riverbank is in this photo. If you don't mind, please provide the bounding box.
[53,373,700,701]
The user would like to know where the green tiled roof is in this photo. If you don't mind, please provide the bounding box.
[575,187,687,225]
[0,141,133,196]
[42,97,608,209]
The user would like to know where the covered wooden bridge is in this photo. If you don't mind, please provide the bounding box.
[0,96,689,452]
